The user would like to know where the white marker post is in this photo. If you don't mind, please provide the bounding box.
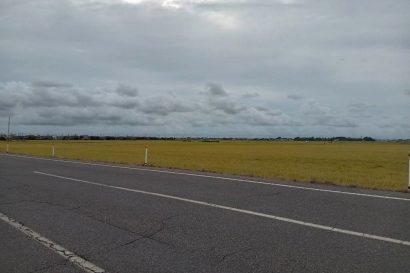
[144,145,148,166]
[408,150,410,192]
[52,146,55,157]
[6,115,10,154]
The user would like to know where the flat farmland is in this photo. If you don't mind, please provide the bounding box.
[1,140,409,191]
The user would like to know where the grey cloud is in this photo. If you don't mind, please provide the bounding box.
[404,90,410,96]
[210,100,247,115]
[287,94,304,101]
[27,109,122,126]
[0,79,396,135]
[378,123,394,129]
[20,108,155,127]
[0,81,143,110]
[346,103,373,119]
[116,84,138,97]
[302,100,358,128]
[140,97,194,116]
[204,83,247,114]
[302,100,331,116]
[0,82,146,127]
[347,103,368,113]
[256,106,268,112]
[0,0,409,138]
[110,99,140,109]
[378,121,410,129]
[0,96,16,112]
[311,115,358,128]
[240,107,296,126]
[205,83,228,97]
[205,83,247,115]
[31,80,72,88]
[241,92,260,99]
[22,89,90,108]
[401,123,410,129]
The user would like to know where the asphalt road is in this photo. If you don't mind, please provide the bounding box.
[0,153,409,273]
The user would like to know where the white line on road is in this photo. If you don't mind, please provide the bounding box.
[0,211,106,273]
[34,171,410,247]
[2,153,409,202]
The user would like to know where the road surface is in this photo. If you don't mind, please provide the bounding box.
[0,153,409,273]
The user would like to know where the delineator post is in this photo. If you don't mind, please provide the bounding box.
[408,150,410,192]
[144,145,148,165]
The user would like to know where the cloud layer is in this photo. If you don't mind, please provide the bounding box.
[1,81,408,138]
[0,0,409,138]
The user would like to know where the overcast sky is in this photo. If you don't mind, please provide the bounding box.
[0,0,409,138]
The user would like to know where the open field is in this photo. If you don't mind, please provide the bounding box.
[1,140,409,191]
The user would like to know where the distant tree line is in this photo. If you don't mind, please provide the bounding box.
[293,136,376,142]
[0,134,386,142]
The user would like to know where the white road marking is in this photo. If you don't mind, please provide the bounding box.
[0,211,106,273]
[34,171,410,247]
[2,153,410,202]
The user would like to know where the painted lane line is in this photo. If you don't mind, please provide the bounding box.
[3,153,410,202]
[34,171,410,247]
[0,211,106,273]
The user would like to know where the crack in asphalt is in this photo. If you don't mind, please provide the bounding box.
[0,211,106,273]
[218,247,261,263]
[92,214,180,257]
[216,246,264,273]
[18,197,176,249]
[80,209,175,249]
[0,196,177,260]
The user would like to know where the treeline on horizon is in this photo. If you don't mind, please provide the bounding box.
[0,134,399,142]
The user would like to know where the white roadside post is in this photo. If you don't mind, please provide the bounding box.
[6,115,10,153]
[52,146,55,157]
[144,145,148,166]
[408,150,410,192]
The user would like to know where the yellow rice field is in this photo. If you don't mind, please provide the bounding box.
[1,140,409,191]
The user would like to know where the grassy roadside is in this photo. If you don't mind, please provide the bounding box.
[1,140,409,191]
